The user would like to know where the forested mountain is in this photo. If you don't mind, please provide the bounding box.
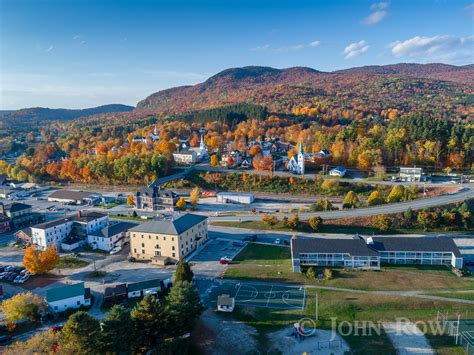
[136,64,473,121]
[0,104,134,128]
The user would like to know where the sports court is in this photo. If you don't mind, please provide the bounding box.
[438,314,474,354]
[209,280,306,310]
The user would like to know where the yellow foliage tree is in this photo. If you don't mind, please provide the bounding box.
[176,197,187,209]
[1,293,44,326]
[189,187,200,209]
[210,154,219,167]
[127,194,135,206]
[23,246,59,274]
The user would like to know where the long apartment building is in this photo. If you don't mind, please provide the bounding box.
[291,236,463,272]
[129,213,208,264]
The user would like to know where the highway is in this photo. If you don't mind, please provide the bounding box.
[209,185,474,222]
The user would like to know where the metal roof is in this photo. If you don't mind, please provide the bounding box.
[90,221,138,239]
[46,282,85,303]
[48,190,94,200]
[129,213,207,235]
[127,278,162,292]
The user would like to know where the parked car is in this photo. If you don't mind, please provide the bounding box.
[0,335,12,345]
[274,238,281,244]
[110,246,122,255]
[283,240,289,245]
[219,256,232,264]
[233,241,245,247]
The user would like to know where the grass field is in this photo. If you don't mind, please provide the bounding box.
[56,256,89,269]
[422,292,474,301]
[225,244,474,291]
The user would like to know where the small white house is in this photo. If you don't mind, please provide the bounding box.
[46,282,91,313]
[173,150,197,165]
[217,294,235,312]
[87,221,137,252]
[399,167,423,182]
[329,166,347,177]
[216,192,255,204]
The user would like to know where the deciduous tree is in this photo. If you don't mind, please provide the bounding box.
[23,246,59,274]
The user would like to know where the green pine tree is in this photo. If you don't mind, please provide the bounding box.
[173,259,194,283]
[131,295,166,352]
[60,311,100,354]
[99,305,134,353]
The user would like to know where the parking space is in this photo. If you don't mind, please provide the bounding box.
[190,239,244,262]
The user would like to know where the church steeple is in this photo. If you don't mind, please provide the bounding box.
[298,142,304,155]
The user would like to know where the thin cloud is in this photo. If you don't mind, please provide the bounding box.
[251,40,321,53]
[73,34,86,45]
[36,44,54,53]
[362,2,390,25]
[343,40,369,59]
[390,35,473,63]
[466,4,474,20]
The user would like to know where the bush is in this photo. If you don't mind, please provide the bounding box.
[373,215,392,231]
[306,267,316,279]
[308,216,323,231]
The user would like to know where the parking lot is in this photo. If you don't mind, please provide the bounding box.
[190,239,244,262]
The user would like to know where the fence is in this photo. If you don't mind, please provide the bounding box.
[437,311,474,355]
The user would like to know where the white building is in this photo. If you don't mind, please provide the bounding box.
[399,167,423,182]
[216,192,255,204]
[127,279,163,298]
[217,294,235,312]
[329,166,347,177]
[47,190,96,205]
[31,211,108,250]
[190,134,208,161]
[88,221,138,252]
[287,143,305,175]
[173,150,197,165]
[46,282,91,313]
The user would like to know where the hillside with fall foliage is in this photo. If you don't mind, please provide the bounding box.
[136,64,473,122]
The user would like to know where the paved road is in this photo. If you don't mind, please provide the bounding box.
[208,186,474,222]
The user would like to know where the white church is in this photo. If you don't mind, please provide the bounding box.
[190,134,209,161]
[287,142,305,175]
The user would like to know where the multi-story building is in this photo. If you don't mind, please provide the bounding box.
[291,236,463,272]
[134,187,178,211]
[173,150,197,165]
[129,213,208,264]
[0,202,43,228]
[88,221,138,252]
[31,211,108,250]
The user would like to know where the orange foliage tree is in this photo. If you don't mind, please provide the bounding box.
[23,245,60,274]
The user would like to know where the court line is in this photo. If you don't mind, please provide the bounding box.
[234,282,243,300]
[236,285,259,303]
[266,285,274,308]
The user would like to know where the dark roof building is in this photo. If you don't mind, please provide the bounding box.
[291,237,378,257]
[48,190,95,204]
[370,237,461,257]
[130,213,208,235]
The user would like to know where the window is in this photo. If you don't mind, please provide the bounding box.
[77,301,80,305]
[134,248,137,253]
[142,249,145,254]
[141,243,144,247]
[149,235,151,239]
[172,246,175,250]
[172,252,175,257]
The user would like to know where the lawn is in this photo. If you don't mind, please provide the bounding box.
[225,244,474,291]
[422,291,474,301]
[56,256,89,269]
[218,288,473,354]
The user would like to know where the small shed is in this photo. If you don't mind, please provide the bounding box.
[104,283,127,303]
[217,294,235,312]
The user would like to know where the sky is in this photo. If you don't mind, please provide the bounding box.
[1,0,473,110]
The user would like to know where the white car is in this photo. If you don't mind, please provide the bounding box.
[274,238,281,244]
[110,246,122,255]
[220,256,232,262]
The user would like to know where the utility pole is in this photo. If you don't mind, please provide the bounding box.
[455,313,461,344]
[315,291,319,321]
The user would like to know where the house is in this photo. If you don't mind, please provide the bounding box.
[127,279,163,298]
[104,283,128,303]
[88,221,138,252]
[0,215,10,233]
[31,211,108,250]
[369,237,463,268]
[318,149,330,157]
[290,236,464,273]
[329,166,347,177]
[1,203,43,229]
[47,190,96,205]
[399,167,423,182]
[134,187,178,211]
[291,237,381,272]
[132,136,148,144]
[46,282,91,313]
[240,158,252,169]
[287,143,305,175]
[15,227,32,244]
[217,294,235,312]
[0,187,15,199]
[129,213,208,264]
[221,150,243,168]
[216,192,255,204]
[173,150,197,165]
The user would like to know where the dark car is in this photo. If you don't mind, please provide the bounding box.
[283,240,289,245]
[8,273,18,281]
[233,241,245,247]
[244,234,258,242]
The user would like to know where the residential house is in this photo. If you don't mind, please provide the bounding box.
[104,283,128,303]
[46,282,91,313]
[329,166,347,177]
[1,203,43,229]
[221,150,243,168]
[399,167,423,182]
[88,221,138,252]
[173,150,197,165]
[129,213,208,264]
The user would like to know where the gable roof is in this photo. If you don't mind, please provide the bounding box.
[130,213,207,235]
[104,283,127,298]
[46,282,85,303]
[291,237,379,257]
[127,278,162,292]
[4,203,31,213]
[90,221,138,239]
[370,237,461,257]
